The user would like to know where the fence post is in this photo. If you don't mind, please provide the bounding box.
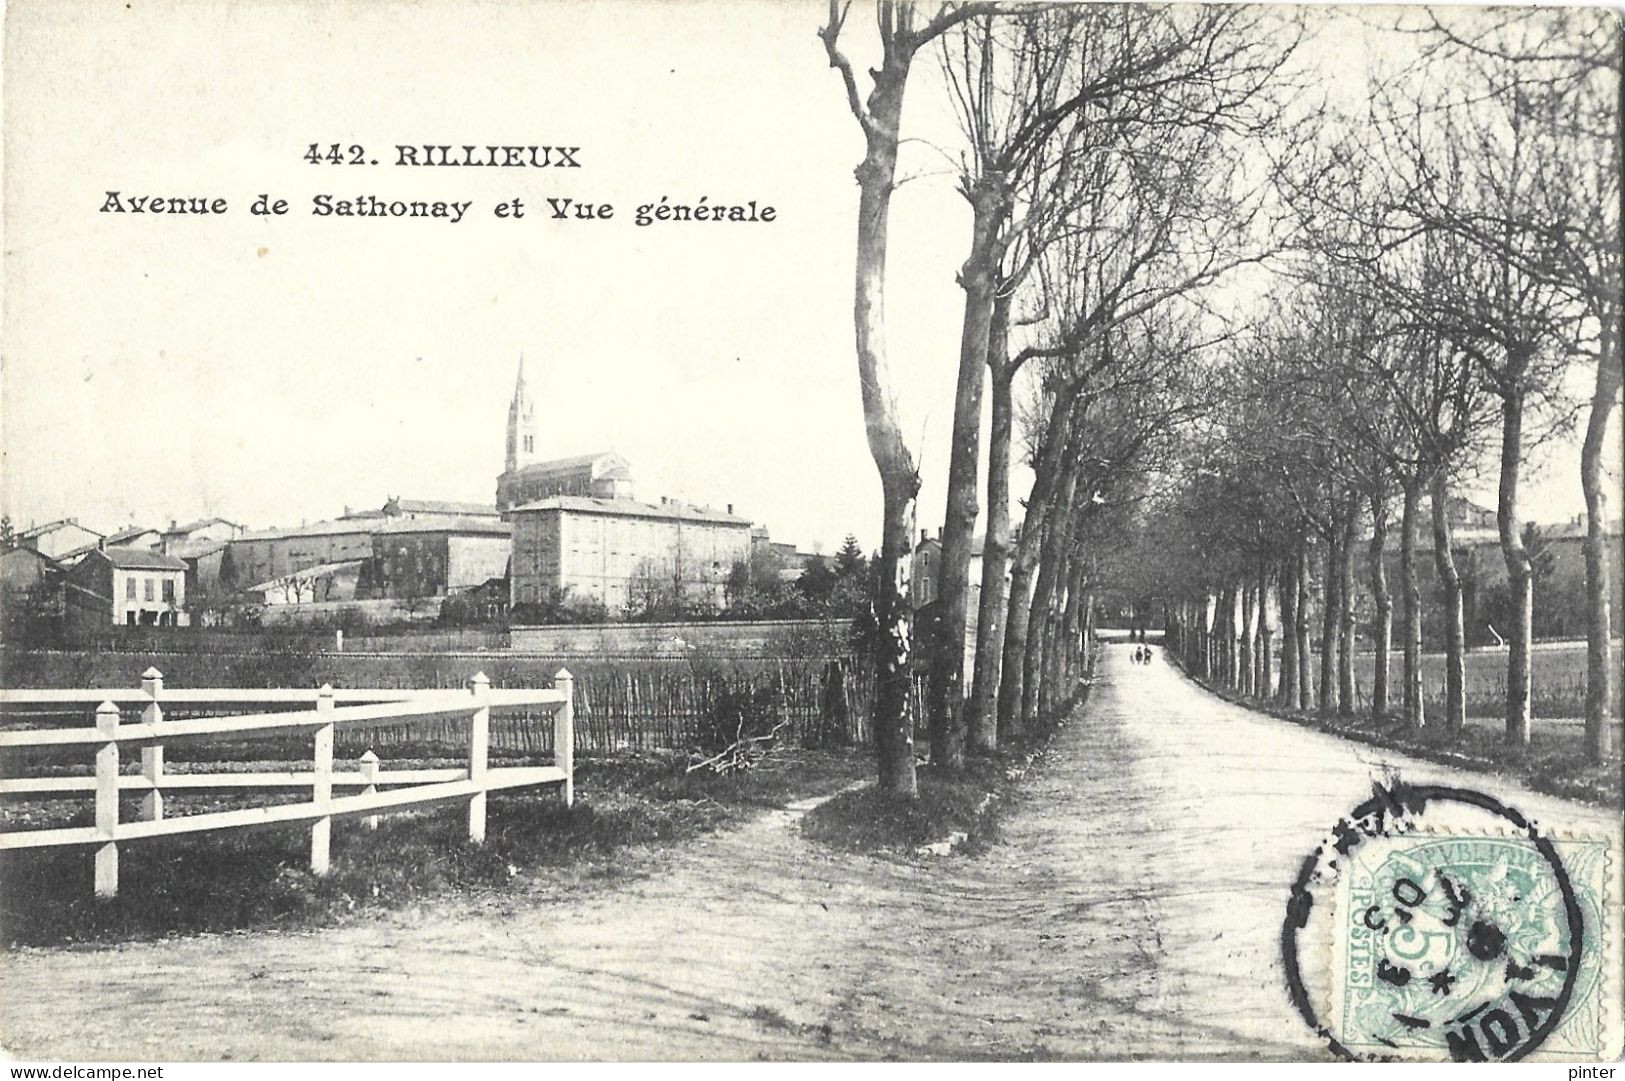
[311,685,334,875]
[468,672,490,843]
[94,700,120,899]
[359,749,380,830]
[554,668,574,807]
[139,667,164,822]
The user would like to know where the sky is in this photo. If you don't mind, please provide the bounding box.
[2,1,1618,555]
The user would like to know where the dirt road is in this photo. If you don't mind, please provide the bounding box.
[3,645,1619,1060]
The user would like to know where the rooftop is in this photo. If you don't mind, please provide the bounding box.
[374,516,512,537]
[510,495,749,526]
[388,498,501,518]
[17,518,100,540]
[165,516,242,535]
[105,525,160,545]
[235,519,379,543]
[97,546,188,572]
[507,451,631,480]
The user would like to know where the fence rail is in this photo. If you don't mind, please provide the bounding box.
[0,667,575,897]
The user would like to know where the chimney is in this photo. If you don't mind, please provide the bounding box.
[726,503,734,515]
[920,528,928,544]
[169,519,177,531]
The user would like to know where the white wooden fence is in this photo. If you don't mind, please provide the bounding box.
[0,667,575,898]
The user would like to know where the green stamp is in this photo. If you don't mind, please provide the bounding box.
[1284,782,1616,1062]
[1333,832,1607,1060]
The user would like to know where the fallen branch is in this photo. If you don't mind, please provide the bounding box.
[686,719,791,775]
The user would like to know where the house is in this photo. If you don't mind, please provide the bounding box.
[223,519,379,592]
[1444,495,1498,534]
[750,527,824,583]
[60,524,164,564]
[0,547,66,639]
[911,529,992,610]
[360,516,512,600]
[105,525,163,551]
[15,518,103,560]
[509,495,752,614]
[178,542,230,603]
[381,498,501,521]
[66,546,190,626]
[161,517,244,552]
[340,498,502,521]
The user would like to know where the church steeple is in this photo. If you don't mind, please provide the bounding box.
[505,353,538,473]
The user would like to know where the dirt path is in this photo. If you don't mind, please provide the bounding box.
[3,646,1619,1061]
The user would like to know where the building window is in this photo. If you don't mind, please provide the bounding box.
[126,577,136,600]
[144,578,154,602]
[162,579,175,604]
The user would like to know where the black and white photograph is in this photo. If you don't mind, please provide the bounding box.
[0,0,1621,1065]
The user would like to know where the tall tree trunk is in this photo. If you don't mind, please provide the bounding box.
[995,398,1081,743]
[998,544,1038,743]
[1057,558,1086,698]
[1338,500,1357,717]
[1401,477,1425,729]
[967,299,1015,755]
[1296,545,1314,710]
[1023,478,1077,728]
[1254,559,1267,695]
[929,182,1010,772]
[1239,578,1256,696]
[819,18,927,796]
[1431,471,1467,734]
[1581,325,1620,759]
[1368,491,1392,721]
[1496,392,1534,746]
[1279,555,1299,706]
[1581,58,1623,761]
[873,488,919,792]
[1318,529,1339,716]
[1037,526,1076,718]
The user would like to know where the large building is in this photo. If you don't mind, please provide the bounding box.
[361,516,511,599]
[510,496,751,614]
[496,356,752,614]
[222,519,378,591]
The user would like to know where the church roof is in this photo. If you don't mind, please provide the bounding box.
[509,495,749,526]
[506,451,630,479]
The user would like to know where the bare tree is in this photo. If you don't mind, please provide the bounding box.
[820,0,995,795]
[1371,57,1587,746]
[1416,9,1621,758]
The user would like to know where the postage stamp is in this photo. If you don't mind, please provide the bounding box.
[1284,781,1620,1062]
